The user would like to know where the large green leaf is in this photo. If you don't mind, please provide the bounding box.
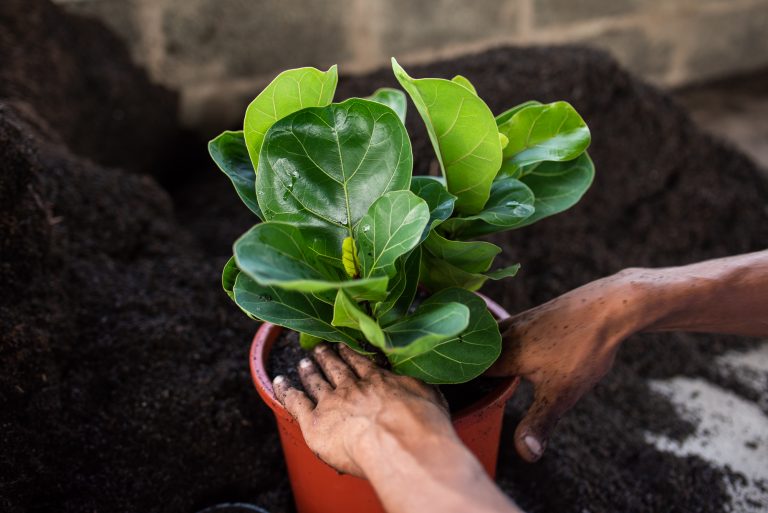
[495,100,541,126]
[233,272,367,351]
[366,87,407,124]
[383,301,469,354]
[420,250,520,292]
[243,65,338,170]
[234,222,388,300]
[392,58,502,215]
[423,231,500,273]
[355,191,430,279]
[410,176,456,239]
[517,152,595,228]
[440,176,535,239]
[498,101,590,175]
[209,131,263,220]
[256,98,413,241]
[332,290,386,349]
[374,246,421,326]
[388,288,502,384]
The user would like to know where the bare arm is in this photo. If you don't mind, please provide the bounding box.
[274,343,523,513]
[487,250,768,462]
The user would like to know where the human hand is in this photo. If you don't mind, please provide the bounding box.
[273,343,453,478]
[486,271,643,462]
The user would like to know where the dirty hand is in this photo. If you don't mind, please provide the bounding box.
[273,343,452,477]
[486,271,640,462]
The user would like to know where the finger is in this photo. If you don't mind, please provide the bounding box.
[313,343,355,387]
[298,358,332,402]
[337,343,377,378]
[513,388,574,463]
[273,375,314,427]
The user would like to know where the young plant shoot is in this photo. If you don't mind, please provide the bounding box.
[210,59,595,384]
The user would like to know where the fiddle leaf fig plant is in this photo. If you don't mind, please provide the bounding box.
[210,59,595,384]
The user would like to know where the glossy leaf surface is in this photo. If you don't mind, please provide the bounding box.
[367,87,407,124]
[383,301,469,354]
[233,273,366,351]
[440,176,535,238]
[332,290,386,349]
[517,152,595,228]
[355,191,430,279]
[388,288,501,383]
[498,101,590,174]
[392,58,502,215]
[244,65,338,170]
[209,131,263,220]
[494,100,541,126]
[410,176,456,239]
[234,222,388,300]
[375,247,421,326]
[423,231,500,273]
[256,99,412,241]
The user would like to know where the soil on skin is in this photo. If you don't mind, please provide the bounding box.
[268,330,504,414]
[1,5,767,510]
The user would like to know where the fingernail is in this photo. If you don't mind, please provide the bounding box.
[314,344,328,353]
[523,435,542,458]
[299,358,313,368]
[273,375,285,385]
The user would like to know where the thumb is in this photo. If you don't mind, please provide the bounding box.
[513,390,566,462]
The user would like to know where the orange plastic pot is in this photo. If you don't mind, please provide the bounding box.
[249,294,518,513]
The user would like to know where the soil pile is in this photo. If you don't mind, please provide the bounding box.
[1,8,767,511]
[0,0,179,175]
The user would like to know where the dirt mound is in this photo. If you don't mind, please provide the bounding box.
[1,37,767,513]
[0,101,282,512]
[0,0,178,175]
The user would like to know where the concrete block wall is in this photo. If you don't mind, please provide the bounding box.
[56,0,768,128]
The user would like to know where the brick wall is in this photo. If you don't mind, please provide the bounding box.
[57,0,768,128]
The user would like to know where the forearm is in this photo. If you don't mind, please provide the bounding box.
[355,411,522,513]
[621,250,768,337]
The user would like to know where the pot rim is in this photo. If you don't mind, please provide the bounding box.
[249,293,517,422]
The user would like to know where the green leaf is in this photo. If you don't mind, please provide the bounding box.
[256,98,413,241]
[388,288,502,384]
[410,176,456,239]
[383,301,469,354]
[234,222,388,300]
[366,87,407,124]
[517,152,595,228]
[419,233,519,291]
[355,191,430,279]
[484,263,521,280]
[332,290,386,349]
[209,131,263,220]
[233,272,367,351]
[222,255,240,301]
[495,100,542,126]
[451,75,477,95]
[423,231,500,273]
[375,247,421,326]
[243,65,338,171]
[392,58,502,215]
[299,332,323,350]
[440,176,535,238]
[498,101,591,175]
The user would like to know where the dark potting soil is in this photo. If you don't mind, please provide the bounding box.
[267,330,503,414]
[2,4,768,511]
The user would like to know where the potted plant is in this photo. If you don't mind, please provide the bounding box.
[209,58,594,513]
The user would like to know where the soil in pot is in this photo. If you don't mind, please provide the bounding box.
[266,330,506,414]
